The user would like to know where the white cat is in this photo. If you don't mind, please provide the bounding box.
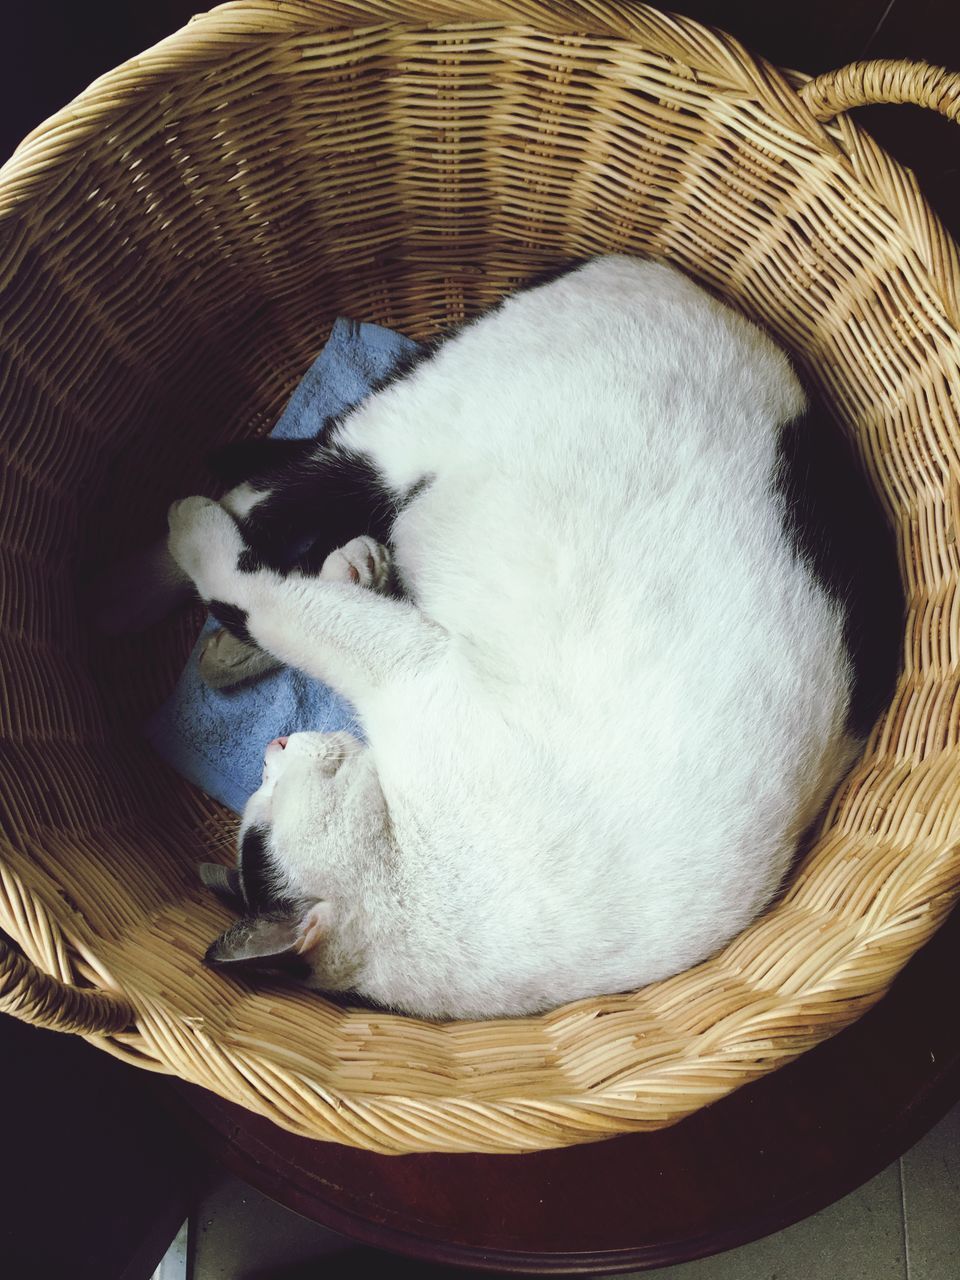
[160,256,889,1019]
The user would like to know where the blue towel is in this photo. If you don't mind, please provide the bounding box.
[146,318,421,814]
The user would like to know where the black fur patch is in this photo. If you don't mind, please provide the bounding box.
[234,444,402,576]
[238,825,280,912]
[202,342,446,584]
[206,436,320,488]
[400,473,434,509]
[207,600,254,646]
[775,387,904,736]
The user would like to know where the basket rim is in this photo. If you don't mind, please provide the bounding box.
[0,2,841,220]
[3,2,958,318]
[4,0,960,1154]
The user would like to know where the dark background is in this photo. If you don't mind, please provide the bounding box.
[5,1,960,240]
[2,4,959,1279]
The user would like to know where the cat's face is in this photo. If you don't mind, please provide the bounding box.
[201,732,372,990]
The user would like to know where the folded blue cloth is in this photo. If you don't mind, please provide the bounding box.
[146,318,421,814]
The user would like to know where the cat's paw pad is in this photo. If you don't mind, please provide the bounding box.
[167,496,243,598]
[198,628,283,690]
[319,536,391,590]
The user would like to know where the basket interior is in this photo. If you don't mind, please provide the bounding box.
[3,8,960,1152]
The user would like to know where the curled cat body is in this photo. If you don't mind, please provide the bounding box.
[158,255,900,1019]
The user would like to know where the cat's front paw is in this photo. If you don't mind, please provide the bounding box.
[167,496,244,600]
[319,536,392,591]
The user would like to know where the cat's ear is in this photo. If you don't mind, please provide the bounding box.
[204,902,332,972]
[198,862,244,910]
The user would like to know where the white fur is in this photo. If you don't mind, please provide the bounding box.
[221,482,271,520]
[169,257,857,1019]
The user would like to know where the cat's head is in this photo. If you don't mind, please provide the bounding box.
[199,731,380,993]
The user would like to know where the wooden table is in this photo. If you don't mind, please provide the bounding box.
[168,902,960,1275]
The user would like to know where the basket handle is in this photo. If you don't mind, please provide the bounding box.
[799,59,960,124]
[0,933,134,1035]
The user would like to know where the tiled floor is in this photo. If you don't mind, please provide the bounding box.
[155,1100,959,1279]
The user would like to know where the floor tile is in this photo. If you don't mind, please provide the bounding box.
[191,1173,352,1280]
[622,1158,907,1279]
[901,1102,960,1280]
[180,1108,960,1279]
[153,1218,188,1280]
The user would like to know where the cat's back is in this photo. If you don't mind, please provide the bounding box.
[349,255,803,490]
[353,259,860,1013]
[369,256,851,853]
[373,258,851,865]
[377,257,810,668]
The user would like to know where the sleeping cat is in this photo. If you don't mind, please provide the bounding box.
[115,256,903,1018]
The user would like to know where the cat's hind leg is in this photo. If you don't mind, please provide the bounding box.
[197,628,284,689]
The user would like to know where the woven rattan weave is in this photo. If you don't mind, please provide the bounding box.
[2,2,959,1154]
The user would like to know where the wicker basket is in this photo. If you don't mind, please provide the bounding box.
[2,0,960,1156]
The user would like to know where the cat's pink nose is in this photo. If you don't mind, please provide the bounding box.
[267,736,289,751]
